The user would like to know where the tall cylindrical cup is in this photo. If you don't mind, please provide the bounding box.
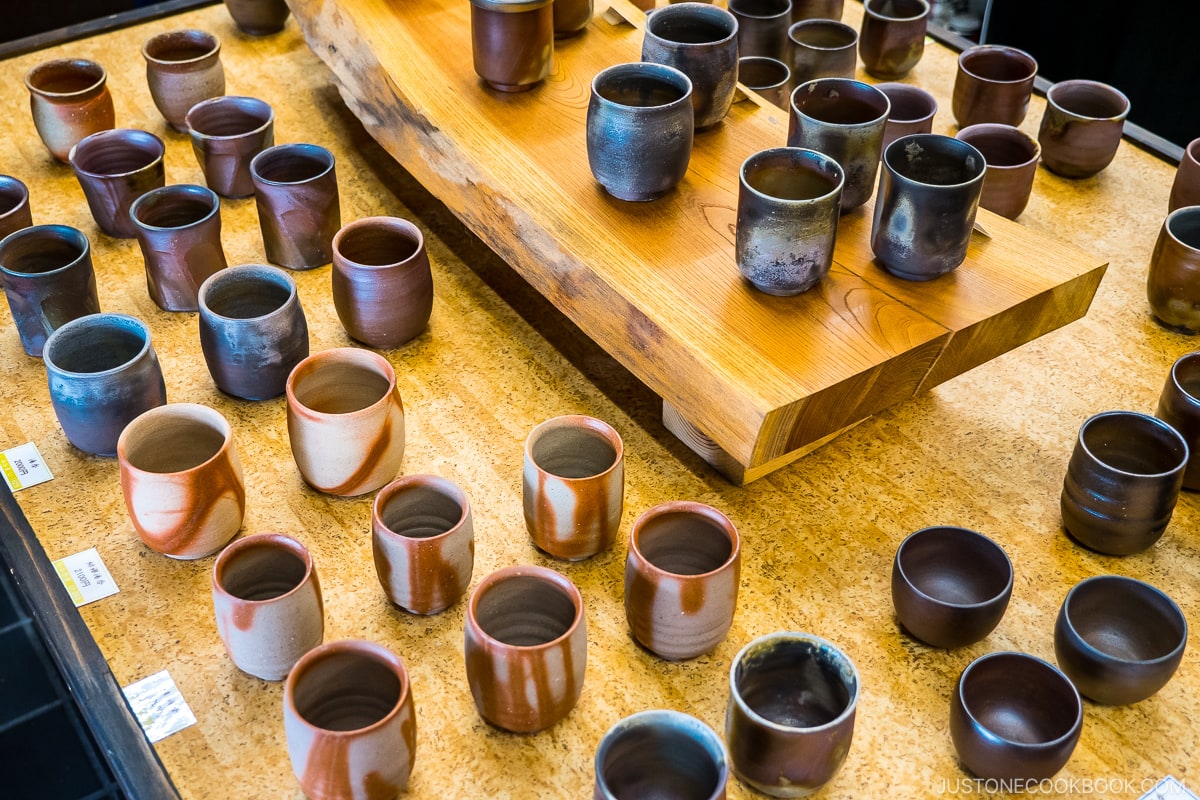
[642,2,740,130]
[250,143,340,269]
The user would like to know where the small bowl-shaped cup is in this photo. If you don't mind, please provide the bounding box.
[1037,79,1130,179]
[876,82,937,150]
[141,29,225,132]
[891,526,1013,649]
[955,123,1040,220]
[595,710,729,800]
[737,56,791,110]
[1157,351,1200,489]
[1055,575,1187,706]
[950,652,1083,781]
[223,0,290,35]
[1147,206,1200,334]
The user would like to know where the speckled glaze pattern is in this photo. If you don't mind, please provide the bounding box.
[130,184,227,312]
[876,82,937,150]
[1148,207,1200,333]
[587,62,694,202]
[736,146,844,296]
[286,347,406,497]
[371,474,474,615]
[522,414,624,561]
[955,123,1040,220]
[212,533,324,680]
[198,264,309,400]
[1169,137,1200,212]
[117,403,244,559]
[641,3,740,130]
[24,58,115,163]
[43,313,166,456]
[283,640,416,800]
[786,20,858,87]
[1156,351,1200,489]
[222,0,291,35]
[790,0,843,22]
[463,565,587,733]
[0,224,100,357]
[1054,575,1187,706]
[69,128,166,239]
[726,632,859,797]
[857,0,928,80]
[0,175,33,244]
[1037,79,1130,179]
[142,29,225,132]
[469,0,554,93]
[737,57,790,109]
[553,0,592,37]
[250,143,340,269]
[787,78,889,211]
[594,710,729,800]
[729,0,791,63]
[950,652,1082,781]
[951,45,1037,128]
[186,96,275,199]
[870,133,985,281]
[1060,411,1188,556]
[624,501,740,661]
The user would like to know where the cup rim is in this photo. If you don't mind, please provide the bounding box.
[1077,410,1189,478]
[43,313,152,378]
[284,639,411,737]
[250,143,336,186]
[0,175,30,218]
[525,414,624,482]
[141,28,221,66]
[645,3,739,48]
[0,224,89,279]
[955,651,1082,749]
[1059,575,1187,668]
[1163,206,1200,252]
[594,709,729,796]
[893,525,1014,609]
[1046,79,1131,122]
[629,500,740,579]
[333,216,426,270]
[787,18,857,49]
[212,532,314,604]
[884,133,987,188]
[467,564,584,651]
[1168,350,1200,406]
[590,62,694,112]
[373,473,471,541]
[117,402,233,477]
[286,347,397,420]
[24,58,107,97]
[739,146,845,206]
[199,263,298,323]
[955,123,1041,170]
[957,44,1038,84]
[130,183,220,232]
[864,0,928,22]
[737,56,791,92]
[68,128,166,179]
[790,78,890,128]
[185,95,274,141]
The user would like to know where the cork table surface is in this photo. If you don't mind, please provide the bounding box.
[0,2,1196,798]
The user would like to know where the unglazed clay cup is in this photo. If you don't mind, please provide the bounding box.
[553,0,592,37]
[283,640,416,800]
[726,632,859,797]
[371,474,474,615]
[955,123,1040,220]
[43,314,167,457]
[1038,80,1130,179]
[198,264,309,400]
[212,533,324,680]
[641,2,740,130]
[787,78,890,212]
[142,29,225,132]
[222,0,290,35]
[286,348,405,497]
[950,652,1082,781]
[1060,410,1188,556]
[130,184,228,312]
[789,0,842,22]
[625,501,741,660]
[871,133,985,280]
[786,19,858,86]
[738,57,791,110]
[1148,206,1200,333]
[332,216,434,349]
[185,95,275,199]
[587,62,695,202]
[0,225,100,357]
[891,526,1013,649]
[729,0,792,63]
[24,58,115,163]
[857,0,928,80]
[951,45,1037,129]
[876,82,937,150]
[69,128,166,239]
[0,176,33,245]
[523,414,624,561]
[1169,137,1200,213]
[250,143,340,269]
[463,565,587,733]
[736,146,844,296]
[469,0,555,92]
[594,710,729,800]
[1157,351,1200,490]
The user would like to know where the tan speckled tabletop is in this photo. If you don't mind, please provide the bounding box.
[0,2,1196,798]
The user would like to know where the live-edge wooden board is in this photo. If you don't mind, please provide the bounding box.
[287,0,1107,483]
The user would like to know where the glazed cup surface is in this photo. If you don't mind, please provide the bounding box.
[787,19,858,86]
[1037,79,1130,179]
[1156,351,1200,488]
[69,128,167,239]
[737,56,791,109]
[951,45,1037,128]
[1148,207,1200,333]
[594,709,729,800]
[642,2,740,130]
[186,95,275,198]
[857,0,929,80]
[955,123,1040,219]
[250,143,340,269]
[130,184,227,311]
[222,0,291,35]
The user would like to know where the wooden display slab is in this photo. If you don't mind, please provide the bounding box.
[288,0,1107,484]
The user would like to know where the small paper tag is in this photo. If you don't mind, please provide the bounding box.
[0,442,53,491]
[1142,777,1199,800]
[123,670,197,744]
[52,547,119,607]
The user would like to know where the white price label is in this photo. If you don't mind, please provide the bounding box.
[0,442,53,491]
[52,547,119,607]
[123,670,197,744]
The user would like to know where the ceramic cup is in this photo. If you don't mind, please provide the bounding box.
[1169,137,1200,213]
[857,0,928,80]
[142,29,225,132]
[372,474,474,615]
[1060,410,1188,556]
[789,0,842,22]
[212,533,324,680]
[523,414,624,561]
[43,314,167,456]
[0,225,100,357]
[222,0,290,35]
[1157,352,1200,490]
[1037,79,1130,179]
[469,0,555,92]
[463,565,587,733]
[553,0,592,37]
[332,216,434,349]
[250,143,340,270]
[726,632,860,797]
[283,640,416,800]
[286,347,406,497]
[69,128,166,239]
[198,264,309,401]
[185,95,275,199]
[787,19,858,87]
[736,146,844,296]
[955,123,1040,220]
[24,58,115,163]
[1148,206,1200,333]
[738,57,791,110]
[587,62,695,202]
[0,176,33,245]
[641,2,740,131]
[871,133,986,281]
[130,184,228,312]
[625,501,741,660]
[876,82,937,150]
[594,710,729,800]
[951,45,1038,129]
[787,78,890,212]
[729,0,792,63]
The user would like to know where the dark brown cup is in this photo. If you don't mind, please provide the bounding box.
[858,0,928,80]
[1156,351,1200,490]
[469,0,555,92]
[0,225,100,357]
[1169,137,1200,213]
[876,82,937,151]
[222,0,290,35]
[0,176,33,245]
[738,57,791,110]
[142,29,225,132]
[24,58,115,163]
[730,0,792,63]
[1148,206,1200,333]
[250,143,340,270]
[185,95,275,199]
[787,19,858,86]
[789,0,841,21]
[955,123,1040,220]
[594,710,729,800]
[951,45,1037,128]
[553,0,592,36]
[130,184,228,312]
[1037,79,1130,179]
[69,128,166,239]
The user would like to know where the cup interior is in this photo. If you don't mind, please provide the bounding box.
[26,59,105,95]
[203,268,293,320]
[957,653,1079,746]
[635,510,734,575]
[597,717,725,798]
[1167,207,1200,250]
[733,636,856,729]
[122,407,228,473]
[744,151,841,201]
[1049,81,1128,119]
[1063,577,1185,663]
[71,131,163,176]
[886,135,985,185]
[217,537,309,601]
[144,29,219,63]
[794,81,888,124]
[252,145,334,184]
[379,482,465,539]
[956,126,1038,168]
[596,71,688,109]
[0,227,85,276]
[133,187,216,229]
[0,178,28,215]
[337,221,421,266]
[1080,413,1188,475]
[960,47,1036,82]
[291,354,391,414]
[45,317,146,374]
[291,648,402,732]
[474,574,578,646]
[187,96,272,137]
[738,57,790,91]
[529,421,619,479]
[789,19,856,48]
[895,527,1011,606]
[647,6,736,44]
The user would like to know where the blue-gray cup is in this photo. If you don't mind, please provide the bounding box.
[642,2,739,130]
